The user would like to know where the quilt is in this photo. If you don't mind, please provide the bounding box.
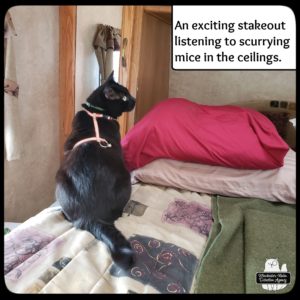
[4,183,212,294]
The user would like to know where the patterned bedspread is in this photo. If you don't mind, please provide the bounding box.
[4,183,212,294]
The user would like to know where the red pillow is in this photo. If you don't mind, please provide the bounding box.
[121,98,289,171]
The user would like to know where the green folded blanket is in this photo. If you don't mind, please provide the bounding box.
[193,196,296,294]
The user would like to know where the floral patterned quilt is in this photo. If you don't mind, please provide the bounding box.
[4,183,212,294]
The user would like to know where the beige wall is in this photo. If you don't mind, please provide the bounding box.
[4,6,59,222]
[75,5,122,112]
[169,70,296,105]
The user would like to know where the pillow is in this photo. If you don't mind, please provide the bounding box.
[122,98,289,171]
[132,149,295,204]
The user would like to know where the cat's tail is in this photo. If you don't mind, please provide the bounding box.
[80,221,135,270]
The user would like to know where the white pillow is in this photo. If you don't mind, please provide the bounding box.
[132,149,295,204]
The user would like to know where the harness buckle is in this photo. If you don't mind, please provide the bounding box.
[99,140,112,148]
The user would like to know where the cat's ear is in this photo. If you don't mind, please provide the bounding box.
[101,71,115,87]
[106,71,114,82]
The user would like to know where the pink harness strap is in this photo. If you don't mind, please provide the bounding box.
[73,108,114,150]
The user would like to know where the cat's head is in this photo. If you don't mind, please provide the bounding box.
[83,71,136,118]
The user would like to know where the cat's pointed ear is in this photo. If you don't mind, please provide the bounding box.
[106,71,114,82]
[101,71,115,87]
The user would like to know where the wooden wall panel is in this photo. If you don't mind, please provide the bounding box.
[134,12,171,123]
[144,6,171,24]
[118,6,136,138]
[59,6,76,159]
[120,6,171,130]
[119,6,145,135]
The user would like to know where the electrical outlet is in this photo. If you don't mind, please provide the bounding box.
[280,101,288,108]
[270,100,279,108]
[288,102,296,110]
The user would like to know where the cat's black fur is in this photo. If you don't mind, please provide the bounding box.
[55,72,136,270]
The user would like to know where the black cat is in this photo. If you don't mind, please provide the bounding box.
[55,72,136,270]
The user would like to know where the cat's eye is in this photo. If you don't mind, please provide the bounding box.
[122,95,127,101]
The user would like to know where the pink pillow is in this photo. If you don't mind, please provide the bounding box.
[121,98,289,171]
[132,149,296,204]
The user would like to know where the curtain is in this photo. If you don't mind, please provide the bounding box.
[4,11,23,161]
[93,24,121,85]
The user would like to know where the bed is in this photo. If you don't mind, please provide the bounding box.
[4,98,296,294]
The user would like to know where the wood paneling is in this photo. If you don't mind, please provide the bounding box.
[120,6,171,129]
[119,6,145,133]
[144,6,172,24]
[118,6,137,138]
[144,5,171,15]
[59,6,76,159]
[135,11,171,123]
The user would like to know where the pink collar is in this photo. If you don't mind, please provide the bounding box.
[73,108,116,150]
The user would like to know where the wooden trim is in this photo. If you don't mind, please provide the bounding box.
[118,6,135,138]
[119,6,144,135]
[144,6,172,24]
[143,5,171,14]
[127,6,144,131]
[59,6,76,160]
